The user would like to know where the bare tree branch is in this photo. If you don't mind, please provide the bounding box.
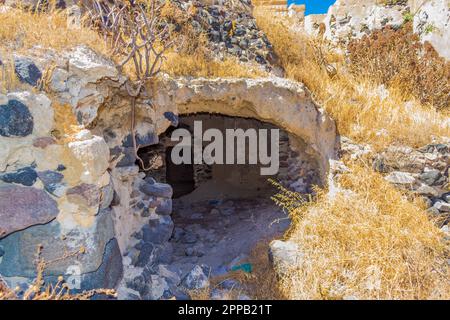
[84,0,174,171]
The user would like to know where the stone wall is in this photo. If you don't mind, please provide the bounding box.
[340,137,450,224]
[0,47,124,292]
[0,44,337,298]
[304,0,450,60]
[253,0,305,21]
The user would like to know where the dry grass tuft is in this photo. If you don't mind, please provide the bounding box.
[163,52,267,78]
[272,165,449,300]
[232,241,286,300]
[254,9,449,150]
[187,240,285,300]
[0,6,107,54]
[0,4,263,82]
[0,54,23,94]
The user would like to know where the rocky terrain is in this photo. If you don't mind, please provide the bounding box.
[303,0,449,60]
[0,0,449,300]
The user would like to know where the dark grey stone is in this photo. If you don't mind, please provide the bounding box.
[234,28,246,36]
[79,238,123,292]
[139,182,173,198]
[122,132,158,148]
[223,20,233,32]
[140,244,173,269]
[127,274,146,295]
[37,170,64,194]
[136,132,158,147]
[109,146,122,158]
[419,144,448,154]
[420,170,442,186]
[141,207,151,217]
[155,198,172,215]
[144,176,156,184]
[0,209,115,277]
[255,55,267,65]
[116,147,136,167]
[181,264,210,290]
[14,57,42,87]
[0,166,37,186]
[163,112,179,127]
[0,99,34,137]
[136,201,145,209]
[185,247,194,256]
[142,215,174,244]
[136,242,157,268]
[158,243,173,264]
[181,232,198,244]
[171,227,185,242]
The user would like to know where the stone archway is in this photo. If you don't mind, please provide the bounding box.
[131,111,320,291]
[149,77,338,184]
[94,76,338,299]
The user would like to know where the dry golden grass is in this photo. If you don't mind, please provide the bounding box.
[0,4,263,85]
[232,241,286,300]
[254,9,449,150]
[187,241,284,300]
[163,52,267,78]
[186,277,244,300]
[0,53,23,94]
[0,6,107,54]
[272,165,449,300]
[0,5,107,91]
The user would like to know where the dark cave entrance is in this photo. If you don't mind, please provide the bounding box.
[135,113,319,284]
[165,147,195,198]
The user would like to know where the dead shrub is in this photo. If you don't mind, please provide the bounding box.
[348,23,450,111]
[254,9,449,150]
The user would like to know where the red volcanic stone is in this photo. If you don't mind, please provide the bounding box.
[0,185,59,238]
[32,137,56,149]
[66,183,100,207]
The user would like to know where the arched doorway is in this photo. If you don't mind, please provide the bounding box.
[136,113,319,275]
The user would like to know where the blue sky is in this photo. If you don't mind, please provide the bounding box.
[288,0,336,15]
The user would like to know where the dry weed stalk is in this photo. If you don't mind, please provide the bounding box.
[0,245,116,300]
[84,0,173,170]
